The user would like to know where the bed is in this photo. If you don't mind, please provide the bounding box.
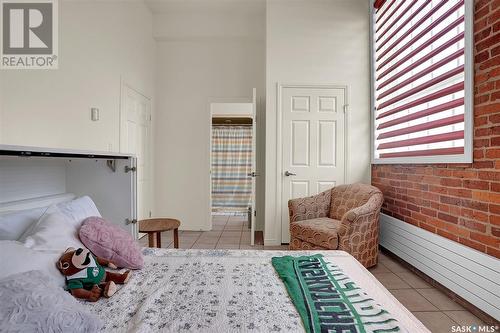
[0,189,429,332]
[82,248,430,333]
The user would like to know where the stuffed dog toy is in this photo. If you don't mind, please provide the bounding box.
[57,247,131,302]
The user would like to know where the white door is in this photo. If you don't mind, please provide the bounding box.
[280,86,346,243]
[120,84,152,222]
[250,88,257,245]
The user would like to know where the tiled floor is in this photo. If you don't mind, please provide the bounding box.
[139,215,490,332]
[371,252,488,332]
[139,214,288,250]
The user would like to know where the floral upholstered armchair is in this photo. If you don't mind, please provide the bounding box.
[288,183,384,268]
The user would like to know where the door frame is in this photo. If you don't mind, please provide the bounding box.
[276,83,349,244]
[119,79,153,221]
[207,94,256,233]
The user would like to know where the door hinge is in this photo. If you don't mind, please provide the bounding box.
[125,166,137,173]
[343,104,349,113]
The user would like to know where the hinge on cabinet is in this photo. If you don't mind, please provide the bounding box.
[343,104,349,113]
[106,160,116,172]
[124,166,137,173]
[125,218,137,225]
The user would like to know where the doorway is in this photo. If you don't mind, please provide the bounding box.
[209,89,258,245]
[279,85,348,243]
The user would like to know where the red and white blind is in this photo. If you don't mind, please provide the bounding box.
[373,0,471,162]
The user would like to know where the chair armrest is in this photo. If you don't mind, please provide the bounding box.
[337,193,384,244]
[288,190,331,223]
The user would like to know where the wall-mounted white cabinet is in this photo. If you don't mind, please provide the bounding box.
[0,145,138,238]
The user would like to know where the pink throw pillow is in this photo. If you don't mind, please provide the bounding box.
[79,216,143,269]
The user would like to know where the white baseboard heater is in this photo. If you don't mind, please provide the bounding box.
[379,214,500,320]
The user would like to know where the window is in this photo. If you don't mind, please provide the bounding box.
[371,0,473,164]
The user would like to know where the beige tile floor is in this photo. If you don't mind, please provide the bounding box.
[373,252,490,332]
[139,214,287,250]
[139,215,491,332]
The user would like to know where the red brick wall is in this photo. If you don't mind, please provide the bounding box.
[371,0,500,259]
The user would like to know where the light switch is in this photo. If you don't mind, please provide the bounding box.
[91,108,99,121]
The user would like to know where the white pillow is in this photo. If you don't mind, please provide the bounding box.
[56,196,101,227]
[0,207,47,240]
[20,210,84,252]
[0,240,65,287]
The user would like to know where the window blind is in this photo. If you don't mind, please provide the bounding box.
[372,0,472,163]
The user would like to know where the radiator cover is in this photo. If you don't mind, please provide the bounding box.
[379,213,500,320]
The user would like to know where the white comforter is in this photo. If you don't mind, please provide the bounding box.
[82,249,429,333]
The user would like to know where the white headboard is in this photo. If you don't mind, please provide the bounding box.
[0,193,76,214]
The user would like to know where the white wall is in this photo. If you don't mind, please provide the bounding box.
[265,0,371,245]
[0,0,156,152]
[153,2,266,231]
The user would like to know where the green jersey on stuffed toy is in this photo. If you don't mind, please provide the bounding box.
[57,247,132,302]
[65,253,105,290]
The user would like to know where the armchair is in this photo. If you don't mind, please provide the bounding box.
[288,183,384,267]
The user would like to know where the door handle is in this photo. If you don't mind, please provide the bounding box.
[247,172,259,177]
[284,171,296,177]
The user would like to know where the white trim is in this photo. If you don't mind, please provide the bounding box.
[276,83,349,243]
[380,214,500,320]
[208,99,215,232]
[372,153,471,165]
[369,3,376,165]
[463,0,475,164]
[371,2,474,165]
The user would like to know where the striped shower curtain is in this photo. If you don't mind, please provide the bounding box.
[211,126,252,213]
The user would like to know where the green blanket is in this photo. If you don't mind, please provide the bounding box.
[272,254,403,333]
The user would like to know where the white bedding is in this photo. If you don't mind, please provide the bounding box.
[83,249,430,333]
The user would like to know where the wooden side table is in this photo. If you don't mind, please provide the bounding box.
[138,218,180,248]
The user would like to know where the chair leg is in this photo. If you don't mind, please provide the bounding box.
[156,232,161,248]
[173,228,179,249]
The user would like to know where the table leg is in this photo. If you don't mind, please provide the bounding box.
[148,233,155,248]
[156,232,162,248]
[174,228,179,249]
